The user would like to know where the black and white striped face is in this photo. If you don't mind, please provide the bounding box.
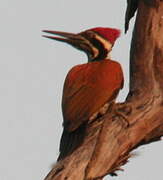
[79,30,113,61]
[42,29,112,62]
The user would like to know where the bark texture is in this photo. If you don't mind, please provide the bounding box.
[44,1,163,179]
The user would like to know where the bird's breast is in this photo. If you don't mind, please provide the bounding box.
[82,60,122,89]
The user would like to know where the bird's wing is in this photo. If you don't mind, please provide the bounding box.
[62,60,124,131]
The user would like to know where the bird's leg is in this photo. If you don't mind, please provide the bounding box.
[88,103,110,123]
[99,103,109,115]
[89,102,132,127]
[89,111,99,122]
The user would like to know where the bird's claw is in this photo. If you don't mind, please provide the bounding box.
[113,103,132,127]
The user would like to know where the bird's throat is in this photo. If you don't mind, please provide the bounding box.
[88,51,111,62]
[107,52,111,59]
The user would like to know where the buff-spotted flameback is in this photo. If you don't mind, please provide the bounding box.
[43,27,123,161]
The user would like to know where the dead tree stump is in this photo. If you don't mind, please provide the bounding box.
[43,1,163,179]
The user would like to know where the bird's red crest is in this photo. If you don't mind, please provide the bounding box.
[89,27,121,44]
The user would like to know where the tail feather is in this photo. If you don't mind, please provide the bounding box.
[57,123,86,161]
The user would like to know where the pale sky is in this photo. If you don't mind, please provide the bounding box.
[0,0,162,180]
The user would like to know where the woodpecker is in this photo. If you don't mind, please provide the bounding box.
[43,27,124,161]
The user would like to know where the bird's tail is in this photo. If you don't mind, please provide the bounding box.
[57,123,86,161]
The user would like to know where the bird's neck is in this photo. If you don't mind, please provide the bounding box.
[88,51,111,62]
[107,52,111,59]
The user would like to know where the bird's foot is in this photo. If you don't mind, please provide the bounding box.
[114,110,129,127]
[113,103,132,127]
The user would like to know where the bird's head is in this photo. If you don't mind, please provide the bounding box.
[43,27,120,62]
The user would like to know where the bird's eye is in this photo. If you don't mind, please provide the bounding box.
[86,31,96,38]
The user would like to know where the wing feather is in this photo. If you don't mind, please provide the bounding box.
[62,60,124,131]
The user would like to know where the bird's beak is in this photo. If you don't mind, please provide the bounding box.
[42,30,84,46]
[42,30,94,58]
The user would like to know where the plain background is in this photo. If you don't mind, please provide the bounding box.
[0,0,162,180]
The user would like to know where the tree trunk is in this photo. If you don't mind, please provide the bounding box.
[44,0,163,179]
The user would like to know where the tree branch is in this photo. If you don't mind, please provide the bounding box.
[43,0,163,179]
